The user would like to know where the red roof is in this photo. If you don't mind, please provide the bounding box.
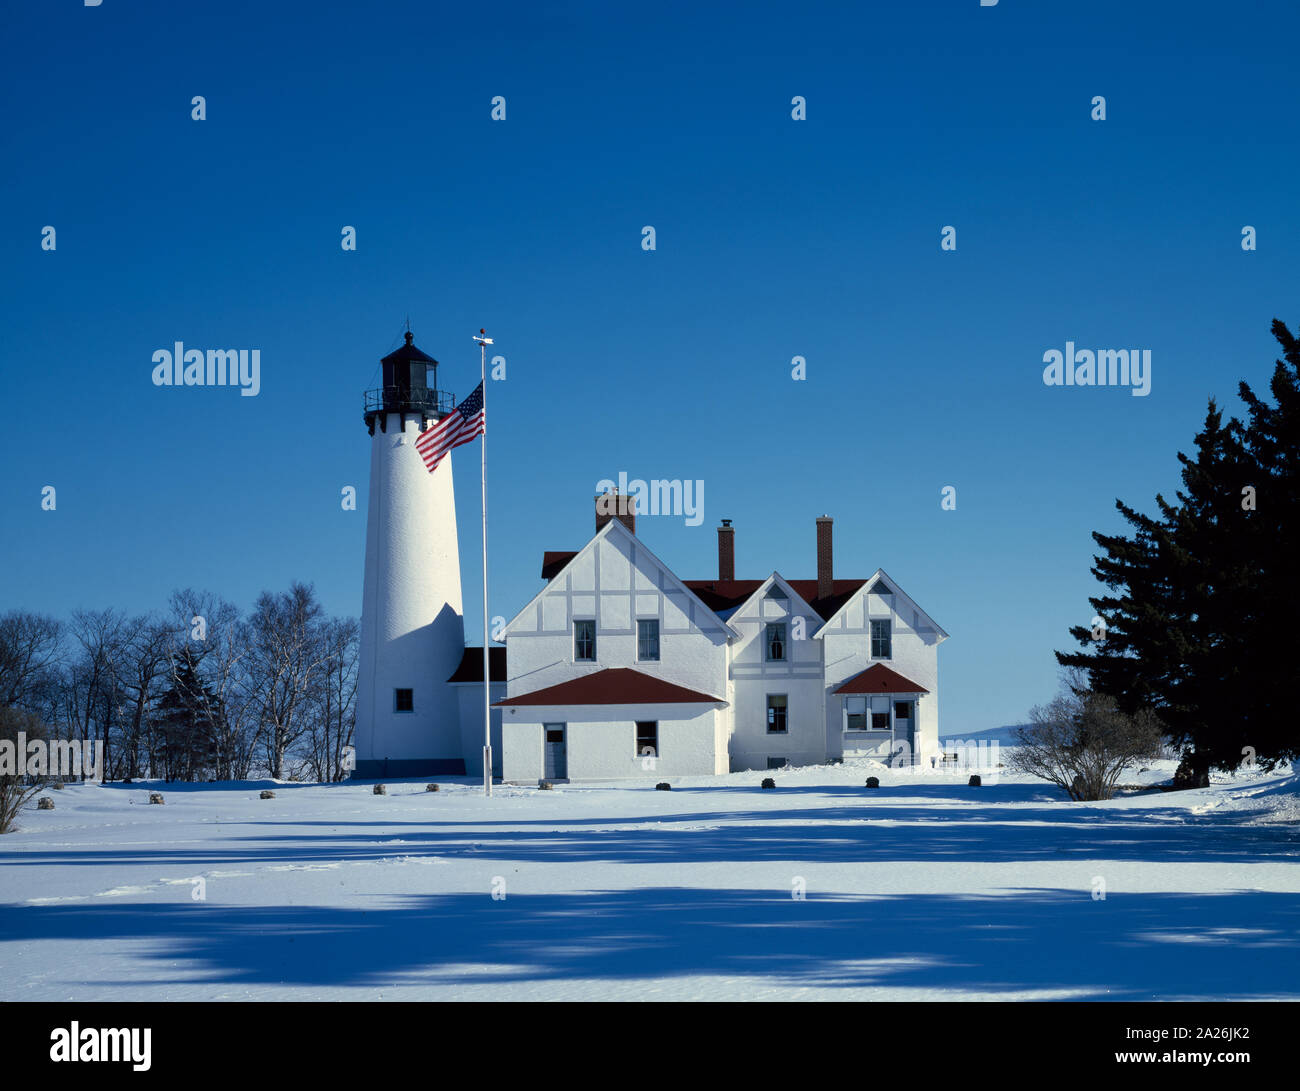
[541,551,578,580]
[833,664,929,695]
[494,668,724,707]
[685,578,868,622]
[538,549,867,621]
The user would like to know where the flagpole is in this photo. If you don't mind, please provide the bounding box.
[474,329,494,797]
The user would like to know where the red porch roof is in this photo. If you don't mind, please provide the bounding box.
[833,663,930,695]
[494,667,724,707]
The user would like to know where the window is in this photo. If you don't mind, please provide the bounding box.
[767,757,787,770]
[845,696,867,731]
[766,622,787,662]
[637,619,660,662]
[872,712,891,730]
[636,721,658,758]
[894,701,913,721]
[574,619,596,661]
[394,688,414,713]
[767,694,788,734]
[764,585,788,601]
[871,619,892,658]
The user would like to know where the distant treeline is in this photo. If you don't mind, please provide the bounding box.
[0,584,357,783]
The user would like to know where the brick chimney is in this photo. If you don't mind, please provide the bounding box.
[816,515,834,601]
[595,489,636,536]
[717,519,735,582]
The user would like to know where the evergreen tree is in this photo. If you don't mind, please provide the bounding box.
[1059,320,1299,773]
[153,646,221,781]
[1235,320,1300,768]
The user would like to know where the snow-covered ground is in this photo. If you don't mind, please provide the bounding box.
[1,757,1297,1001]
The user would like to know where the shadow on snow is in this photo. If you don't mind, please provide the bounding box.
[0,886,1295,999]
[4,796,1295,869]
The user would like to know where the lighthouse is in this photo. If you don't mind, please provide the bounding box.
[354,331,466,777]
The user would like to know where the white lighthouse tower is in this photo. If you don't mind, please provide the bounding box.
[354,331,466,777]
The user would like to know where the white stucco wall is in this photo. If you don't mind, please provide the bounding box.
[455,681,506,777]
[356,413,465,767]
[502,718,542,783]
[820,584,942,762]
[713,710,731,775]
[727,579,828,770]
[503,522,729,701]
[498,703,722,781]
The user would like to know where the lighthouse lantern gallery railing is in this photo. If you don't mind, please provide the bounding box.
[363,386,456,418]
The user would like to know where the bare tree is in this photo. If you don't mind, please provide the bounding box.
[171,591,264,781]
[248,583,330,780]
[6,590,358,786]
[113,615,170,780]
[0,611,63,714]
[301,616,359,782]
[1011,671,1164,801]
[62,609,128,780]
[0,706,49,834]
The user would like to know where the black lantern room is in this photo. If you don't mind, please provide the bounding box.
[363,331,455,434]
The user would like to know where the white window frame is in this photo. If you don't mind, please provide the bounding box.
[870,618,892,659]
[766,693,789,734]
[637,618,660,662]
[635,720,659,759]
[765,622,787,662]
[573,618,597,662]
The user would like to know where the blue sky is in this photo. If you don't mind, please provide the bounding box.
[1,0,1297,732]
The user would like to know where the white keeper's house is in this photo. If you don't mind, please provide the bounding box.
[495,494,948,782]
[350,330,947,783]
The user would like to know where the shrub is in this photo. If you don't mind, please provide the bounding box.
[761,778,776,790]
[372,783,386,795]
[538,780,554,790]
[968,774,982,787]
[0,707,49,834]
[655,782,671,791]
[149,792,164,804]
[260,790,275,799]
[865,777,880,789]
[36,796,54,810]
[426,783,440,792]
[1010,675,1163,801]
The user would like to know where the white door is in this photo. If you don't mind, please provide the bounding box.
[893,701,914,755]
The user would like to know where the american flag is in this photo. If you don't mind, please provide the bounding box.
[415,382,485,473]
